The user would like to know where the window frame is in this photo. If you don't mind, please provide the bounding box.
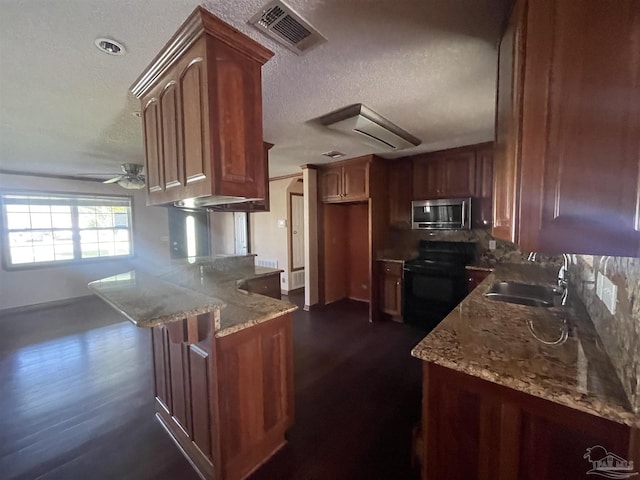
[0,189,136,271]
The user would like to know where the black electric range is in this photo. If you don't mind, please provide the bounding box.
[403,240,476,331]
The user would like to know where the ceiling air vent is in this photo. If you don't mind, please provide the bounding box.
[249,0,327,55]
[318,104,422,151]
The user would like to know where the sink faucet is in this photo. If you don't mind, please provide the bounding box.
[558,254,571,306]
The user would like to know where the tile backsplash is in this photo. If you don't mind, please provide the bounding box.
[572,255,640,413]
[384,228,559,266]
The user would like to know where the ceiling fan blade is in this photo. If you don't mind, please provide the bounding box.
[103,176,123,184]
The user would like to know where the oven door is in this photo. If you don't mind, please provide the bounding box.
[403,265,467,331]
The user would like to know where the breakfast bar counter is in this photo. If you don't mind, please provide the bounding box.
[89,256,297,480]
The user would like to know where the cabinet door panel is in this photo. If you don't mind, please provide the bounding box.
[160,82,183,191]
[142,99,164,197]
[520,0,640,255]
[413,158,441,199]
[180,58,208,186]
[189,344,213,461]
[493,0,525,243]
[211,40,264,199]
[343,162,369,200]
[320,167,342,202]
[442,152,475,198]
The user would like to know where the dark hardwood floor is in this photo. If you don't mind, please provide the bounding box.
[0,294,428,480]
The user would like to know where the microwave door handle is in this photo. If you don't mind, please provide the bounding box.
[461,200,466,226]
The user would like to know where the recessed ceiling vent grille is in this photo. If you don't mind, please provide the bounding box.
[249,1,326,55]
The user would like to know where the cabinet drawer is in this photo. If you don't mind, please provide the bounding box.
[380,261,403,277]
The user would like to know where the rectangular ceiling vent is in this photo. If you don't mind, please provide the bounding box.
[249,0,327,55]
[318,104,422,151]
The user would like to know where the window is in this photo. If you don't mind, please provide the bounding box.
[1,192,134,268]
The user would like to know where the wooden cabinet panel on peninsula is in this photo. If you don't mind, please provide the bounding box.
[319,157,369,203]
[130,7,274,207]
[379,261,403,321]
[152,312,293,480]
[420,363,638,480]
[494,0,640,256]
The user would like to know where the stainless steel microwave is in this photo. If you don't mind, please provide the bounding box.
[411,197,472,230]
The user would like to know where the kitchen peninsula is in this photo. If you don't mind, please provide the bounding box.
[89,255,297,480]
[411,263,639,480]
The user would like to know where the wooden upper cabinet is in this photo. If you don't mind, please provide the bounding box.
[319,157,370,203]
[413,147,476,199]
[319,166,342,202]
[493,0,525,244]
[495,0,640,256]
[131,7,274,207]
[388,159,413,228]
[475,145,494,227]
[342,161,369,201]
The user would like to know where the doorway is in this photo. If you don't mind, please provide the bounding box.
[167,207,211,259]
[234,212,249,255]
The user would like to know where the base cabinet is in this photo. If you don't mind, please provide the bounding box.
[466,269,491,293]
[420,363,639,480]
[379,261,403,321]
[152,312,293,480]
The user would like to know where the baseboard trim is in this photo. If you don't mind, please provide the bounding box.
[303,304,322,312]
[283,287,304,296]
[0,294,95,318]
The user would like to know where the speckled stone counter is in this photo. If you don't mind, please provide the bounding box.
[411,263,639,428]
[89,261,297,337]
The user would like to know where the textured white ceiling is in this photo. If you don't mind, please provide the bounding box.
[0,0,509,179]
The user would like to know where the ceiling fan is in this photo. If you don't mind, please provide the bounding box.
[77,163,146,190]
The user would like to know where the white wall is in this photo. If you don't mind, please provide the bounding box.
[250,177,294,291]
[209,212,236,255]
[0,173,170,310]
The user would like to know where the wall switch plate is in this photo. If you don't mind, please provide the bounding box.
[489,240,496,250]
[602,275,617,314]
[277,219,287,228]
[596,272,604,299]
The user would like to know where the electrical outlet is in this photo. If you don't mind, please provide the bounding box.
[489,240,496,250]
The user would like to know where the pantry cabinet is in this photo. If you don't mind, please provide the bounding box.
[131,7,274,208]
[494,0,640,256]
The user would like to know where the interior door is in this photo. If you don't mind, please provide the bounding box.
[168,207,210,259]
[290,194,305,270]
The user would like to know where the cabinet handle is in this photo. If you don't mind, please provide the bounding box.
[386,268,390,272]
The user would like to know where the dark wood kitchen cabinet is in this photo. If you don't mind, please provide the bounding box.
[388,158,413,228]
[494,0,640,256]
[319,156,370,203]
[131,7,274,207]
[466,268,490,293]
[379,261,403,321]
[152,311,293,480]
[413,147,476,200]
[420,362,639,480]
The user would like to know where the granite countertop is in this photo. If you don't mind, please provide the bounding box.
[89,262,297,337]
[411,263,639,428]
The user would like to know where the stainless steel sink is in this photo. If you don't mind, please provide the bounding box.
[484,281,562,308]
